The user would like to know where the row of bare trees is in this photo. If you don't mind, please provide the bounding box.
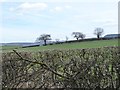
[72,27,104,40]
[36,27,104,46]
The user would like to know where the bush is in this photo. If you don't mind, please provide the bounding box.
[2,46,120,89]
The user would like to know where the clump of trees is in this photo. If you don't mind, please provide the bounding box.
[36,34,51,46]
[72,32,86,40]
[36,27,104,46]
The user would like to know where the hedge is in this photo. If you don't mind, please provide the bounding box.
[2,46,120,89]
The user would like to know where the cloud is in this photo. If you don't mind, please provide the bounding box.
[50,5,72,13]
[103,22,118,27]
[1,0,119,3]
[0,0,7,2]
[9,2,48,14]
[65,5,72,9]
[93,19,116,23]
[50,6,63,12]
[93,19,118,27]
[9,7,15,12]
[2,28,40,42]
[18,2,47,10]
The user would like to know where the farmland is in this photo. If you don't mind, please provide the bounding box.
[1,39,119,52]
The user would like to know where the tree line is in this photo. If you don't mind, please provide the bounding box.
[36,27,104,46]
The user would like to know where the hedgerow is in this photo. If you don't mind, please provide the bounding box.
[2,46,120,89]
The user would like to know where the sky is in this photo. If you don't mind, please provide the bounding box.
[0,0,119,43]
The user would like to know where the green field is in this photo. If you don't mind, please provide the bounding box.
[1,39,119,52]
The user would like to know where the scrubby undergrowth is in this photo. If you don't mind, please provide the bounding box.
[2,46,120,89]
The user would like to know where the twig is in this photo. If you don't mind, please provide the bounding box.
[13,49,69,80]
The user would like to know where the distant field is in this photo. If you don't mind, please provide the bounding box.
[1,39,119,52]
[1,46,20,51]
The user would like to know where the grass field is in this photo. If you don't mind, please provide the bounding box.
[1,39,119,52]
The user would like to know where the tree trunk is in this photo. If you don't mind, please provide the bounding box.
[76,38,79,40]
[44,40,47,46]
[97,35,100,39]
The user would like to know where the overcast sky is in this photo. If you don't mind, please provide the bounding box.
[0,0,119,43]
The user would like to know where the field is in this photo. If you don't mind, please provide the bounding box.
[1,39,119,52]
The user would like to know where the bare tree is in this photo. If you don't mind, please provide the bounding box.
[72,32,85,40]
[36,34,51,46]
[94,28,104,39]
